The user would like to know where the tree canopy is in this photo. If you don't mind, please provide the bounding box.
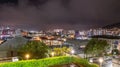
[17,41,49,59]
[52,47,71,56]
[84,39,110,57]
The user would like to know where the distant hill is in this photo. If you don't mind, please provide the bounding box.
[92,35,120,39]
[103,22,120,29]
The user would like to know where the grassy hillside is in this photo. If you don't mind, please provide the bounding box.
[0,56,98,67]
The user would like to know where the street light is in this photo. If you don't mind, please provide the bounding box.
[69,50,75,65]
[25,54,30,60]
[89,58,93,63]
[99,57,103,67]
[51,52,55,57]
[71,50,75,55]
[63,38,66,42]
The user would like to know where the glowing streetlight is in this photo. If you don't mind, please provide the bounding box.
[89,58,93,63]
[99,58,103,67]
[51,52,54,57]
[71,50,75,55]
[63,39,66,41]
[70,50,75,63]
[25,54,30,60]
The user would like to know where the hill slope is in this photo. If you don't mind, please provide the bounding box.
[103,22,120,29]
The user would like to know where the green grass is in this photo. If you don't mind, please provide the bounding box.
[0,56,98,67]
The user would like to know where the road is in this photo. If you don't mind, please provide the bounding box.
[103,60,112,67]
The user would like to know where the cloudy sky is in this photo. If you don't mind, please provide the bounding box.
[0,0,120,30]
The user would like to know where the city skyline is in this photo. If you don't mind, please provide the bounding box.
[0,0,119,30]
[0,1,120,67]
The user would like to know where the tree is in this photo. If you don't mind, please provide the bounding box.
[17,41,49,59]
[84,39,110,58]
[52,47,71,56]
[112,49,119,55]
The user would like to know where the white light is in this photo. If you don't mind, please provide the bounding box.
[89,59,93,63]
[71,50,75,54]
[99,58,103,63]
[12,57,19,62]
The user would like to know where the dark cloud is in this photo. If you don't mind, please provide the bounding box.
[0,0,120,30]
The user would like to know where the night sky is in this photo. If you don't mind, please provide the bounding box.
[0,0,120,30]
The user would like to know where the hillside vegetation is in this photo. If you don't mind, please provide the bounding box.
[0,56,98,67]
